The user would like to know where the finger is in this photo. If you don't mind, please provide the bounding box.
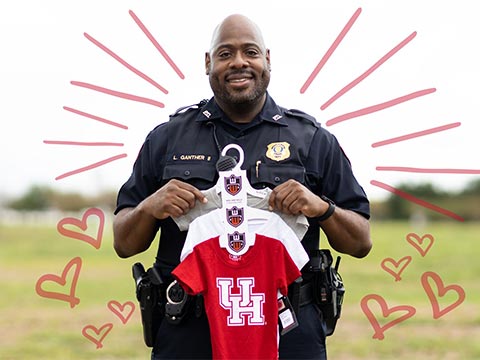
[157,193,189,216]
[268,191,275,211]
[272,181,314,215]
[271,187,294,213]
[172,188,200,211]
[162,203,187,218]
[285,196,305,215]
[282,191,306,215]
[175,181,207,206]
[191,187,208,205]
[168,181,206,208]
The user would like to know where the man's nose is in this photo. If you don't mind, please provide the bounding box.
[230,52,248,68]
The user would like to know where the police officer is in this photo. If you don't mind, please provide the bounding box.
[113,14,372,359]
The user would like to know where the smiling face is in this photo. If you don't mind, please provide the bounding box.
[205,15,271,114]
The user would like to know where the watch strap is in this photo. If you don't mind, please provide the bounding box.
[317,195,336,222]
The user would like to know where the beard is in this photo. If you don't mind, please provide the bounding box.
[209,69,270,108]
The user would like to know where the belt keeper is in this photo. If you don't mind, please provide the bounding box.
[290,277,302,315]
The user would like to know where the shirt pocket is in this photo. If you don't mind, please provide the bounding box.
[251,163,305,188]
[163,162,217,188]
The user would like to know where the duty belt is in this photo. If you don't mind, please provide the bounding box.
[288,279,314,314]
[299,282,314,307]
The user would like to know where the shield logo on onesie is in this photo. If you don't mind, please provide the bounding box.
[228,231,246,253]
[224,174,242,196]
[226,206,244,227]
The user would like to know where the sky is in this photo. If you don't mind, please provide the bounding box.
[1,0,480,202]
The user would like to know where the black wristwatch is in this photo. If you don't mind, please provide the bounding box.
[317,195,336,222]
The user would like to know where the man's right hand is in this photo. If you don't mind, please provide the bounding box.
[142,179,208,220]
[113,179,206,258]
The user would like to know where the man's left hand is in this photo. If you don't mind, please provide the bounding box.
[268,179,328,218]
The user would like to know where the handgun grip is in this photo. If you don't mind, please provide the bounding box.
[132,262,146,286]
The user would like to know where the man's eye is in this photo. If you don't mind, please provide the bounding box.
[218,52,231,58]
[246,49,259,57]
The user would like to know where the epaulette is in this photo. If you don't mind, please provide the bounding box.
[284,108,320,128]
[170,99,209,117]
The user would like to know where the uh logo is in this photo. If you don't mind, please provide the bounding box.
[216,277,265,326]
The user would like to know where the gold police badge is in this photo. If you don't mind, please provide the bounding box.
[266,142,290,161]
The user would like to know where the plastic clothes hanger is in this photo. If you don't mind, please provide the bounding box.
[207,144,308,243]
[216,144,273,254]
[215,143,267,199]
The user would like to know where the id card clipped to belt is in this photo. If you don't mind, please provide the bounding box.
[277,295,299,335]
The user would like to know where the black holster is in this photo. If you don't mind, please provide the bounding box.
[132,263,165,347]
[308,249,345,336]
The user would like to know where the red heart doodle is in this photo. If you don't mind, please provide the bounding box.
[380,256,412,281]
[421,271,466,319]
[405,232,434,257]
[360,294,416,340]
[35,257,82,308]
[82,323,114,349]
[57,207,105,249]
[107,300,136,324]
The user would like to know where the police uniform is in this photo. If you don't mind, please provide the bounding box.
[115,93,370,359]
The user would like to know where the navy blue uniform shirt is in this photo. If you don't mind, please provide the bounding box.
[115,93,370,278]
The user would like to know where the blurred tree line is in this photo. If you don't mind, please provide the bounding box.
[4,185,117,213]
[370,178,480,221]
[3,179,480,221]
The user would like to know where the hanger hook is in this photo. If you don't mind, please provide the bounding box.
[221,144,244,169]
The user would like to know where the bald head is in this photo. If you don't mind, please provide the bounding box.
[205,14,271,121]
[209,14,267,53]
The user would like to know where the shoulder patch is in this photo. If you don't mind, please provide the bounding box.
[170,99,209,117]
[284,109,320,128]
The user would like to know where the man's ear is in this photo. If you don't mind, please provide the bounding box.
[266,48,271,71]
[205,52,211,75]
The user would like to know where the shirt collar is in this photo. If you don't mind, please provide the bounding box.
[195,93,288,126]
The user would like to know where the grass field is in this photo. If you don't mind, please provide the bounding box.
[0,217,479,359]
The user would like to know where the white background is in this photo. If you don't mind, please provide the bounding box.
[1,0,479,201]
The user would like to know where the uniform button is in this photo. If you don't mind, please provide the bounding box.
[184,170,191,176]
[274,176,281,182]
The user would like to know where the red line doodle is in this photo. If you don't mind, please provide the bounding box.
[360,294,416,340]
[70,81,165,108]
[372,122,461,147]
[380,256,412,281]
[406,233,434,257]
[35,257,82,308]
[55,153,127,180]
[107,300,136,324]
[321,31,417,110]
[376,166,480,175]
[325,88,436,126]
[44,140,124,147]
[421,271,466,319]
[82,323,114,349]
[63,106,128,129]
[129,9,185,79]
[300,7,362,94]
[84,32,168,94]
[57,208,105,249]
[370,180,464,222]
